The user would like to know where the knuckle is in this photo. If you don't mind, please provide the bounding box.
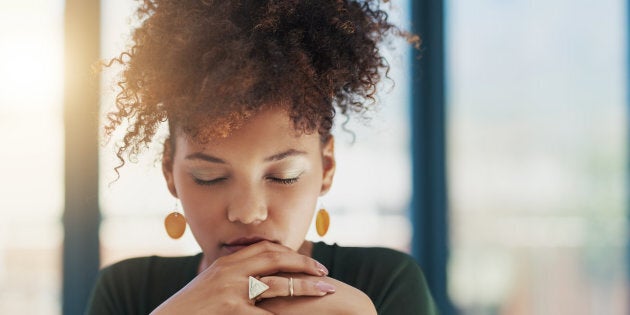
[263,277,279,288]
[302,255,314,267]
[262,251,282,264]
[218,299,239,311]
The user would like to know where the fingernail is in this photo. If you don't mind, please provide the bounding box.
[315,281,336,293]
[316,261,329,275]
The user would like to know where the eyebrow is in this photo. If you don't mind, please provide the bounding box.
[264,149,307,162]
[185,152,226,164]
[185,149,307,164]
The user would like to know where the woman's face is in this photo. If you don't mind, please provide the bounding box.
[162,107,335,262]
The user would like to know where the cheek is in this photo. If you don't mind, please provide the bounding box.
[172,167,223,222]
[269,175,321,224]
[270,191,317,249]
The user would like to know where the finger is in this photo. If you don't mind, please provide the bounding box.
[245,250,328,277]
[218,241,327,277]
[257,276,336,299]
[223,241,294,261]
[214,241,324,276]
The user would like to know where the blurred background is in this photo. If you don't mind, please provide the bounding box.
[0,0,627,314]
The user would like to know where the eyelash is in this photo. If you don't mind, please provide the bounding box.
[193,177,226,186]
[192,176,300,186]
[269,177,300,185]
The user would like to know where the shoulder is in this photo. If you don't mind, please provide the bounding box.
[333,245,415,267]
[98,254,202,289]
[99,254,198,280]
[313,243,439,315]
[94,256,155,299]
[86,254,201,315]
[314,242,419,278]
[96,255,186,291]
[99,256,154,280]
[85,256,154,315]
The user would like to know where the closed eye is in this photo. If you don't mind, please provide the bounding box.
[268,177,300,185]
[193,177,227,186]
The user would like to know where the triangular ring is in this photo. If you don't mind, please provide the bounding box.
[248,276,270,300]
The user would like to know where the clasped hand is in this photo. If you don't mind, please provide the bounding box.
[151,241,376,315]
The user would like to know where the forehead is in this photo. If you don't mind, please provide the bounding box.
[174,107,321,155]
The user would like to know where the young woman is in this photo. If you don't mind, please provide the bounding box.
[87,0,438,314]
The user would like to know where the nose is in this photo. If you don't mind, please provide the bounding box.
[226,184,268,224]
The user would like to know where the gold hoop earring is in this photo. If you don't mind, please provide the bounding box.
[165,201,186,239]
[315,208,330,237]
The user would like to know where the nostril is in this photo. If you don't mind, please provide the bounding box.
[227,205,268,224]
[257,212,268,223]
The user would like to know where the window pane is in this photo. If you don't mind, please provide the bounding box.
[0,1,64,314]
[99,0,414,267]
[446,1,627,314]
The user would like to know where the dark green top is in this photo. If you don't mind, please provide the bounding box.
[86,242,439,314]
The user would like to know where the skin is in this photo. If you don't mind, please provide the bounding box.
[155,107,376,314]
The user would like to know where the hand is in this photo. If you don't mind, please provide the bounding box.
[257,276,377,315]
[150,241,335,315]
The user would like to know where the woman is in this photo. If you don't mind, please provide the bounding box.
[87,0,438,314]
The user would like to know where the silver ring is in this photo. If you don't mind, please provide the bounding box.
[289,277,294,297]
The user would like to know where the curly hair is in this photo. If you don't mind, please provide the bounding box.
[104,0,419,172]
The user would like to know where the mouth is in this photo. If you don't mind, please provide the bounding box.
[222,237,278,253]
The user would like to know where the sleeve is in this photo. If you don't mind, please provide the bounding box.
[374,251,440,315]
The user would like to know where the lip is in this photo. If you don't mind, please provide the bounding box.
[222,237,277,253]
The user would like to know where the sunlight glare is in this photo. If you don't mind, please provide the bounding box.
[0,1,63,109]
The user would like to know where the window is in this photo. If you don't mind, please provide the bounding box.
[446,1,628,313]
[0,1,64,313]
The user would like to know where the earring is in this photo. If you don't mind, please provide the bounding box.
[315,207,330,237]
[164,201,186,239]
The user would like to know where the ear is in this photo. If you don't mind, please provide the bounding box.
[319,136,336,196]
[162,138,178,198]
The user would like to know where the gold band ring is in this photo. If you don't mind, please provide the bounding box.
[289,277,294,297]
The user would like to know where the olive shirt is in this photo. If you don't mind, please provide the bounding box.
[86,242,439,314]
